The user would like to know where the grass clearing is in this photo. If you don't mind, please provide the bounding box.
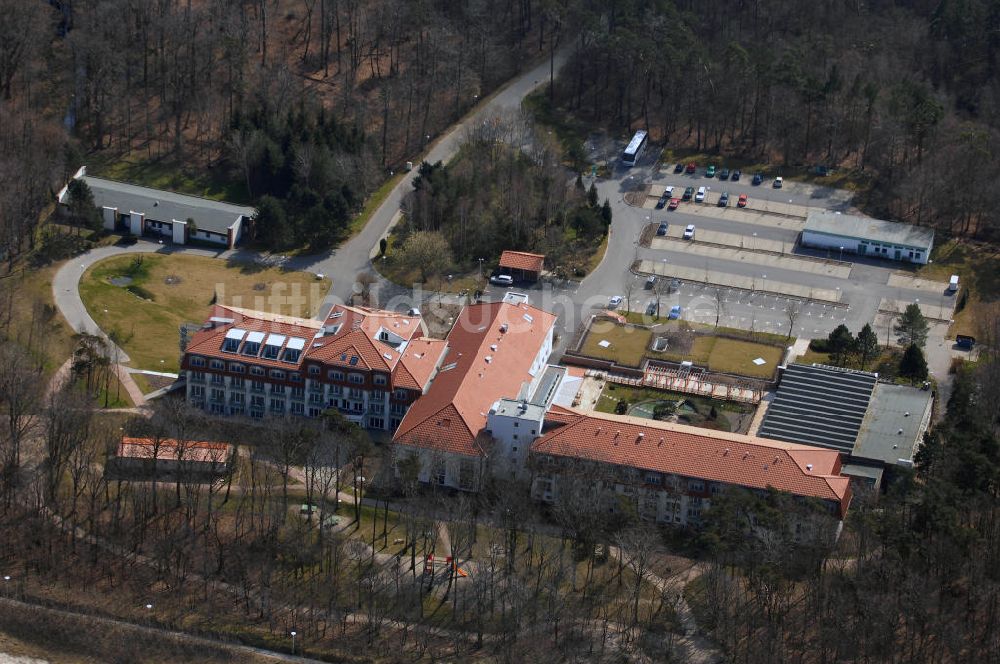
[579,320,652,367]
[88,153,250,204]
[2,263,78,375]
[707,338,783,378]
[350,171,405,237]
[79,254,331,372]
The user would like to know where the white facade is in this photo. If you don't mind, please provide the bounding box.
[129,211,144,236]
[102,206,117,230]
[801,230,931,264]
[486,399,546,480]
[171,218,188,244]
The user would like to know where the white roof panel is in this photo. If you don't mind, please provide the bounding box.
[225,328,247,340]
[286,337,306,351]
[265,333,286,347]
[245,331,265,344]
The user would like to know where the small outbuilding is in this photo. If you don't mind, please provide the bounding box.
[498,250,545,282]
[801,211,934,265]
[107,436,234,481]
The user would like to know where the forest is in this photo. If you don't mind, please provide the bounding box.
[545,0,1000,239]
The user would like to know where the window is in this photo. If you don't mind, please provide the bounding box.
[229,363,245,373]
[190,385,204,398]
[231,392,244,404]
[271,384,286,394]
[352,401,363,412]
[308,408,321,417]
[433,461,446,485]
[309,393,323,404]
[291,387,305,399]
[646,473,662,486]
[270,369,286,380]
[687,480,704,492]
[250,366,265,376]
[242,342,260,357]
[262,344,280,360]
[251,395,265,407]
[459,460,476,491]
[290,402,304,415]
[348,373,364,384]
[512,446,518,452]
[308,365,320,376]
[189,370,205,382]
[211,388,224,402]
[390,402,407,416]
[210,359,224,370]
[283,348,301,363]
[190,356,205,367]
[222,337,240,353]
[211,373,224,385]
[370,402,384,414]
[368,417,385,430]
[231,377,244,389]
[290,372,302,383]
[328,370,344,381]
[393,389,408,400]
[374,374,387,386]
[270,399,285,412]
[710,484,723,495]
[514,422,519,428]
[330,384,343,396]
[348,388,363,399]
[251,380,264,392]
[513,434,518,440]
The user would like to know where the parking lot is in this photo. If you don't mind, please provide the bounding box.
[564,149,955,352]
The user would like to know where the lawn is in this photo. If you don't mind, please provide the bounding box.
[578,320,652,367]
[2,263,78,374]
[595,383,754,431]
[706,338,784,378]
[79,254,331,372]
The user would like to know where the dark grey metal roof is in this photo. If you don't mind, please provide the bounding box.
[758,363,878,453]
[804,211,935,251]
[69,175,256,236]
[853,383,933,465]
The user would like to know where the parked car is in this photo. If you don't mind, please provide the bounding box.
[668,278,681,293]
[752,172,763,186]
[645,275,657,289]
[685,162,697,174]
[668,197,680,210]
[668,305,683,320]
[655,192,670,209]
[674,163,685,173]
[695,186,706,202]
[718,192,730,207]
[608,295,623,309]
[646,301,658,316]
[773,176,783,188]
[656,222,668,236]
[719,168,730,180]
[732,169,741,181]
[683,224,696,240]
[663,186,674,198]
[706,165,717,178]
[490,274,513,286]
[682,186,694,201]
[737,193,749,208]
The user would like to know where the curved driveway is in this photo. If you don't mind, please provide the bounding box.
[53,51,570,363]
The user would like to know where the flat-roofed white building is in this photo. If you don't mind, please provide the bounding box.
[801,211,934,264]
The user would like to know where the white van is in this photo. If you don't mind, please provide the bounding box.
[695,186,706,202]
[948,275,959,293]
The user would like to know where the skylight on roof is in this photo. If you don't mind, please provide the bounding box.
[286,337,306,351]
[349,356,359,366]
[330,311,343,319]
[245,331,265,344]
[225,328,247,340]
[523,313,534,323]
[264,333,286,347]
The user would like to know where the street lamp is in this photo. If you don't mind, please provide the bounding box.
[762,274,767,293]
[477,258,484,281]
[291,631,297,654]
[752,232,757,251]
[839,246,844,262]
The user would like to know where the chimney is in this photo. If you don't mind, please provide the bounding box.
[806,464,813,471]
[723,448,729,456]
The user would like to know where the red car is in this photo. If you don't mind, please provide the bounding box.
[685,162,697,174]
[668,198,680,210]
[737,193,748,208]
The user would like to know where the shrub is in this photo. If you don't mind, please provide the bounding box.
[808,338,830,352]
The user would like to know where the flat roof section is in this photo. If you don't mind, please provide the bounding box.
[853,383,933,465]
[758,364,878,453]
[804,211,934,250]
[73,175,256,236]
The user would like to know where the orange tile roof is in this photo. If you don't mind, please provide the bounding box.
[118,437,233,464]
[499,250,545,273]
[530,410,851,516]
[394,301,557,456]
[184,305,321,370]
[394,338,448,391]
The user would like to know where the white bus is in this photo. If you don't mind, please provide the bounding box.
[621,130,648,166]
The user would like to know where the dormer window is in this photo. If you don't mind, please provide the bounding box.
[243,331,265,356]
[223,328,246,353]
[283,337,305,363]
[262,333,285,360]
[283,348,301,363]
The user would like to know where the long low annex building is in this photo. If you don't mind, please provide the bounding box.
[58,167,256,249]
[801,210,934,264]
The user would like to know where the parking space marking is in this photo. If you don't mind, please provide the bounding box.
[649,238,852,278]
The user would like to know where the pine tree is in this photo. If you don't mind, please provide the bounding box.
[827,324,855,366]
[856,323,880,370]
[899,343,928,383]
[588,182,599,208]
[601,199,613,227]
[895,303,930,348]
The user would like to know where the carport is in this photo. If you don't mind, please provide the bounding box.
[498,250,545,282]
